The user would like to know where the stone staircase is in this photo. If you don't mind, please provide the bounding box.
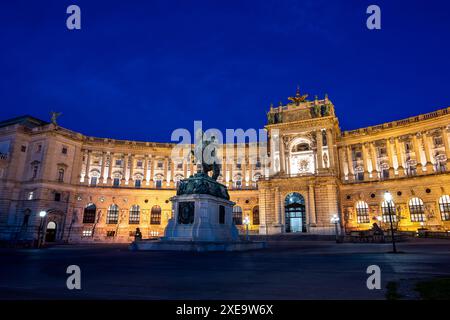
[242,233,336,241]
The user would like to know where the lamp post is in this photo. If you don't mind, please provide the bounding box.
[243,215,250,241]
[330,214,340,243]
[37,210,47,248]
[384,191,397,253]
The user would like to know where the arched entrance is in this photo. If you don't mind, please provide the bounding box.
[45,221,57,242]
[285,192,307,233]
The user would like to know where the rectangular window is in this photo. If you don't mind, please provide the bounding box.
[62,147,68,154]
[115,159,122,166]
[90,177,98,186]
[36,144,42,153]
[137,160,143,168]
[54,193,61,202]
[135,179,141,188]
[113,178,120,187]
[177,163,183,169]
[155,180,162,189]
[157,161,163,168]
[82,229,93,237]
[27,191,34,200]
[106,231,116,237]
[21,145,27,152]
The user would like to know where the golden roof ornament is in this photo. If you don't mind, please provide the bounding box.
[288,86,308,106]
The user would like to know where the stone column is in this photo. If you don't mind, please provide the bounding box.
[100,151,106,184]
[274,187,281,226]
[316,130,323,172]
[129,154,135,185]
[143,155,149,185]
[164,157,169,187]
[121,154,127,184]
[412,134,423,172]
[242,157,247,186]
[107,152,114,184]
[308,185,317,225]
[150,156,155,185]
[369,142,378,179]
[346,145,354,181]
[386,138,395,177]
[326,129,335,169]
[84,150,91,185]
[361,143,370,180]
[442,127,450,167]
[248,155,253,187]
[170,159,175,187]
[338,147,347,181]
[394,138,405,177]
[279,136,285,174]
[423,133,434,173]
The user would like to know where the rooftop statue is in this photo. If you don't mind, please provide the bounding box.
[50,111,62,126]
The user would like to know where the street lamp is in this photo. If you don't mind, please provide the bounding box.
[243,215,250,241]
[330,214,340,243]
[37,210,47,248]
[384,191,397,253]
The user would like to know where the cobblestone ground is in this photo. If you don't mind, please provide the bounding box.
[0,238,449,299]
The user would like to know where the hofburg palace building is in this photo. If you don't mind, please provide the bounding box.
[0,89,449,244]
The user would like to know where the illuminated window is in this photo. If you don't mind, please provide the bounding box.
[439,195,450,221]
[355,201,370,224]
[129,205,140,224]
[82,229,92,237]
[381,200,396,223]
[106,204,119,224]
[232,206,243,225]
[83,203,96,223]
[27,191,34,200]
[150,205,161,225]
[409,197,425,222]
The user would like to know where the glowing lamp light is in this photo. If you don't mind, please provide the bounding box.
[39,211,47,218]
[330,214,339,224]
[384,191,393,202]
[377,216,382,222]
[243,216,250,225]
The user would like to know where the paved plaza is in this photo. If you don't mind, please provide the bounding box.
[1,238,449,300]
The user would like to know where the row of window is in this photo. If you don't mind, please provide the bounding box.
[355,195,450,224]
[83,204,162,225]
[83,204,260,226]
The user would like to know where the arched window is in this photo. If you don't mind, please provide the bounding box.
[107,204,119,224]
[439,195,450,221]
[58,168,65,182]
[129,205,140,224]
[355,201,370,224]
[150,205,161,224]
[409,197,425,222]
[252,206,260,225]
[83,203,96,223]
[232,206,242,225]
[292,143,310,152]
[381,200,396,223]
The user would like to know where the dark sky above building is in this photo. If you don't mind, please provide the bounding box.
[0,0,449,142]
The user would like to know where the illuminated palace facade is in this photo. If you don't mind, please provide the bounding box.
[1,89,450,244]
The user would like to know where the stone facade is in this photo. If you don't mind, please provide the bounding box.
[0,90,449,244]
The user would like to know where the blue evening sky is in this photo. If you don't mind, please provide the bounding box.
[0,0,449,142]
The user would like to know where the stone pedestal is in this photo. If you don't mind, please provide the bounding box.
[164,193,239,242]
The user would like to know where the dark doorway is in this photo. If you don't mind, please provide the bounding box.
[285,192,307,233]
[45,221,57,242]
